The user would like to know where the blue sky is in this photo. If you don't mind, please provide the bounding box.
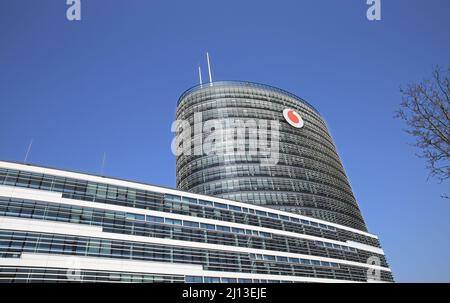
[0,0,449,282]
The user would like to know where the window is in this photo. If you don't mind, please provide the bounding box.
[229,205,241,212]
[185,276,203,283]
[117,188,127,200]
[231,227,245,234]
[256,210,267,216]
[200,223,215,230]
[165,218,182,226]
[311,260,321,266]
[263,255,276,261]
[204,277,220,283]
[88,240,101,254]
[259,232,271,238]
[276,256,288,262]
[107,187,118,199]
[198,199,213,207]
[165,194,181,201]
[96,185,107,198]
[127,190,136,201]
[126,213,144,221]
[135,214,145,221]
[172,202,182,211]
[182,197,197,204]
[146,215,164,223]
[216,225,231,232]
[214,202,227,209]
[183,221,199,228]
[100,240,112,255]
[250,254,263,260]
[86,182,97,196]
[279,215,289,221]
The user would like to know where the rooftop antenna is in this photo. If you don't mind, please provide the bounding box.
[206,52,213,83]
[198,65,203,85]
[23,139,33,163]
[101,152,106,176]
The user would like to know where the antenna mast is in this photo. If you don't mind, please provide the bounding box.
[198,66,203,85]
[101,152,106,176]
[206,52,213,83]
[23,139,33,163]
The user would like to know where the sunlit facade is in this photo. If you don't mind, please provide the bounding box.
[0,161,393,282]
[176,81,367,231]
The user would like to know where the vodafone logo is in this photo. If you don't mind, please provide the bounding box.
[283,109,304,128]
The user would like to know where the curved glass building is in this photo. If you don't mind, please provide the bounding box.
[176,81,367,231]
[0,161,393,282]
[0,81,393,283]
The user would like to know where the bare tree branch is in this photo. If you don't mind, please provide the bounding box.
[396,66,450,183]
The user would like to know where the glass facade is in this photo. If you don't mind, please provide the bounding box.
[0,162,393,283]
[176,81,367,231]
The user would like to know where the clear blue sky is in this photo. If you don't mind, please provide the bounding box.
[0,0,449,282]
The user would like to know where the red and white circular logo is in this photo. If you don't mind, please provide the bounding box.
[283,109,304,128]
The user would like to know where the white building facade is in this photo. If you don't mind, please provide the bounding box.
[0,161,393,282]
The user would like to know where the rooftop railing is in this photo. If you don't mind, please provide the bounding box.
[177,80,320,115]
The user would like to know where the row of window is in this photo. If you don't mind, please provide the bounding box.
[176,154,364,219]
[249,253,340,268]
[176,120,345,176]
[0,267,184,283]
[177,151,353,202]
[0,168,379,248]
[189,185,368,236]
[126,212,272,238]
[185,276,294,283]
[164,194,338,232]
[0,197,388,267]
[178,105,326,149]
[315,241,357,253]
[175,106,342,169]
[178,160,355,200]
[177,81,321,119]
[0,230,394,282]
[183,175,358,217]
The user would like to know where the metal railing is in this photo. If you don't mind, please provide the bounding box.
[177,80,320,115]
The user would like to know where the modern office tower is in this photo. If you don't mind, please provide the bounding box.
[176,81,367,231]
[0,161,393,282]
